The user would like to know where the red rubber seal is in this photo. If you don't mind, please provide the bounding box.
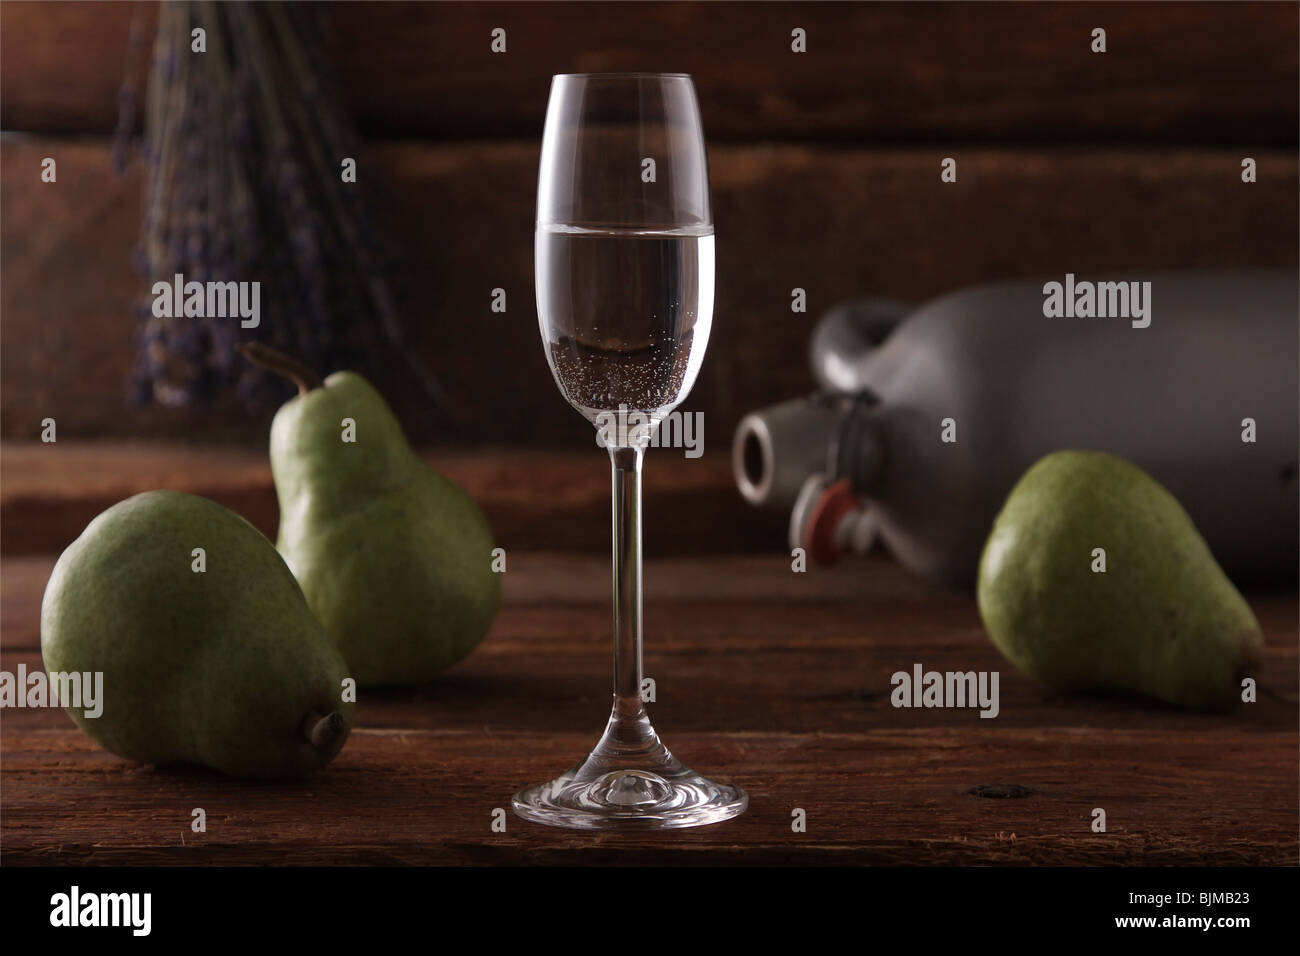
[804,479,860,565]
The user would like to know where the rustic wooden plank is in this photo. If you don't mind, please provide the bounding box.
[4,546,1294,865]
[0,550,939,647]
[3,139,1296,445]
[1,726,1293,865]
[5,553,1296,735]
[8,547,1297,636]
[2,2,1296,144]
[4,619,1296,735]
[0,442,784,555]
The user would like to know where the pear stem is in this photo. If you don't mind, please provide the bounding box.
[236,342,325,395]
[300,710,349,760]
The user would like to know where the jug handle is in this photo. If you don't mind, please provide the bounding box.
[809,297,911,394]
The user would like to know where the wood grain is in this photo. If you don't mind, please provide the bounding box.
[0,441,786,556]
[2,2,1296,144]
[4,553,1297,732]
[2,553,1295,865]
[2,728,1294,865]
[3,139,1295,444]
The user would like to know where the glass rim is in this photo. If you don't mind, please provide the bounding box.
[552,72,693,80]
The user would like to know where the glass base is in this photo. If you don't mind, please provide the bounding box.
[512,704,747,830]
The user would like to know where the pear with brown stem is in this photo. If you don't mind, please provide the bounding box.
[240,344,500,686]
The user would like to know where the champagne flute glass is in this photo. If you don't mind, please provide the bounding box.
[512,73,747,829]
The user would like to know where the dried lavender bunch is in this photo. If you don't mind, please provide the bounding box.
[119,1,419,410]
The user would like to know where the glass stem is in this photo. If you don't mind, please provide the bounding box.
[609,444,645,719]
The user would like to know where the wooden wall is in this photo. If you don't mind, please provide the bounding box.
[2,1,1297,446]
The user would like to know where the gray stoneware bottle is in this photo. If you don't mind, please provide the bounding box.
[733,269,1298,585]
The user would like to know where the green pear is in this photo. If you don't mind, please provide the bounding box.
[978,450,1263,711]
[241,345,500,686]
[40,490,353,778]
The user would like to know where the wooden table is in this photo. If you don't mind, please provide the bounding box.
[3,544,1295,866]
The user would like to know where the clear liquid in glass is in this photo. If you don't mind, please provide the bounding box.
[536,225,714,442]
